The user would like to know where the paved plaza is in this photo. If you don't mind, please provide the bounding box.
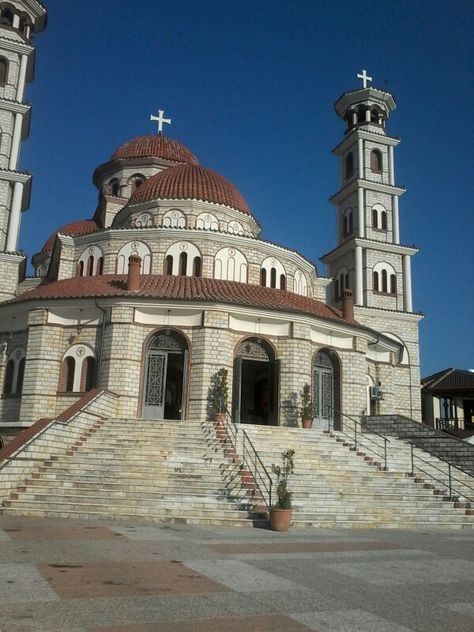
[0,516,473,631]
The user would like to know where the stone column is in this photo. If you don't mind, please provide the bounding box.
[358,138,364,179]
[403,255,413,312]
[388,145,395,185]
[392,195,400,244]
[278,323,312,427]
[16,54,28,102]
[9,113,23,171]
[6,181,24,252]
[355,245,363,306]
[357,188,365,238]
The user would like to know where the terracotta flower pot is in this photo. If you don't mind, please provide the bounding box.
[269,507,292,532]
[214,412,226,426]
[302,419,313,429]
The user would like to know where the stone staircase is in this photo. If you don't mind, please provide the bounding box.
[363,415,474,476]
[1,418,266,527]
[242,424,474,529]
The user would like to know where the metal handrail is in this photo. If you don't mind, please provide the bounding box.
[332,411,390,470]
[218,408,273,510]
[409,442,474,503]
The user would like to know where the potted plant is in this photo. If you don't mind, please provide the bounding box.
[300,383,313,429]
[209,367,229,425]
[270,449,295,531]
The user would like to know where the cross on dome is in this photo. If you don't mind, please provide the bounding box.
[150,109,172,134]
[357,69,373,89]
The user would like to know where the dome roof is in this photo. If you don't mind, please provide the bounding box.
[110,135,199,165]
[129,164,251,215]
[42,220,100,252]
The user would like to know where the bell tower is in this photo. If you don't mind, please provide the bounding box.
[321,70,422,421]
[0,1,46,301]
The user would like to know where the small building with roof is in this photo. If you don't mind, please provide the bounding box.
[422,368,474,437]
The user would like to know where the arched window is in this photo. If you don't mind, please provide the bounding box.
[64,357,75,392]
[370,108,379,123]
[270,267,277,288]
[334,279,339,300]
[372,208,379,228]
[59,345,95,393]
[0,9,13,27]
[166,254,173,275]
[214,247,247,282]
[343,208,353,237]
[0,57,8,85]
[357,107,366,123]
[3,359,13,394]
[280,274,286,290]
[179,252,187,276]
[294,269,309,296]
[371,149,383,172]
[129,174,145,194]
[373,271,379,292]
[260,268,267,286]
[77,260,84,277]
[87,255,94,276]
[164,242,201,277]
[381,211,388,230]
[373,262,397,295]
[81,357,95,392]
[3,349,26,395]
[193,256,201,277]
[97,257,104,275]
[260,257,286,290]
[345,152,354,179]
[109,178,120,196]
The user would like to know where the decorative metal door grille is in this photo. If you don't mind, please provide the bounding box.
[145,353,166,406]
[313,353,334,425]
[148,332,184,352]
[236,338,271,361]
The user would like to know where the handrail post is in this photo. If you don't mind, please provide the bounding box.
[410,442,414,476]
[448,462,452,500]
[354,420,358,450]
[384,437,387,470]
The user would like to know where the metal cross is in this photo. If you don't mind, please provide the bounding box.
[150,109,172,134]
[357,69,373,89]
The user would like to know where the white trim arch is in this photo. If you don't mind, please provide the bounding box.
[261,257,286,289]
[372,203,388,230]
[165,241,202,276]
[133,212,153,228]
[59,344,95,393]
[78,245,104,277]
[227,221,244,236]
[334,266,350,299]
[381,332,409,365]
[294,269,309,296]
[116,241,152,274]
[162,209,186,229]
[214,247,247,282]
[196,212,219,231]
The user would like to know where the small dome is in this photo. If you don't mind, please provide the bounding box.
[110,135,199,165]
[42,220,100,252]
[128,164,251,215]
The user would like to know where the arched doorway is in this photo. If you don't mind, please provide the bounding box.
[142,330,188,419]
[233,337,279,425]
[313,349,341,430]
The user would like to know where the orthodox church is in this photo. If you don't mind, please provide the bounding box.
[0,1,422,440]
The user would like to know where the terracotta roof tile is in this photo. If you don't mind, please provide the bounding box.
[111,135,199,165]
[129,164,251,215]
[422,368,474,392]
[11,275,347,323]
[42,220,100,252]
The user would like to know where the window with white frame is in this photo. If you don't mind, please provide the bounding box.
[214,247,247,282]
[3,348,25,395]
[162,209,186,229]
[116,241,151,274]
[77,245,104,277]
[372,261,397,294]
[196,212,219,231]
[164,241,202,277]
[342,208,354,237]
[58,344,95,393]
[371,204,388,230]
[260,257,286,290]
[334,266,350,299]
[294,269,309,296]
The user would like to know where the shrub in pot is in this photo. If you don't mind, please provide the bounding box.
[270,449,295,531]
[300,383,313,429]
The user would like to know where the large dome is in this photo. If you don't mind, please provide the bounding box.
[42,219,100,252]
[128,164,251,215]
[110,135,199,165]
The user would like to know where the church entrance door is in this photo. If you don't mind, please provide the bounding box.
[233,338,279,425]
[313,349,341,430]
[142,330,187,420]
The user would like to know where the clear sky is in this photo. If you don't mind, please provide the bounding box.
[19,0,473,376]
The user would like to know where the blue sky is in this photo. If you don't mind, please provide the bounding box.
[19,0,473,376]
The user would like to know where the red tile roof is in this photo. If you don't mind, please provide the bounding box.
[129,164,251,215]
[42,220,100,253]
[422,368,474,392]
[12,275,347,323]
[111,135,199,165]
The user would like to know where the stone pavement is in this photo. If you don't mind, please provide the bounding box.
[0,516,473,631]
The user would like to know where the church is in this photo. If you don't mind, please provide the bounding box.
[0,1,422,440]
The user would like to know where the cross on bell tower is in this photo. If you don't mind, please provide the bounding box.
[357,69,373,89]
